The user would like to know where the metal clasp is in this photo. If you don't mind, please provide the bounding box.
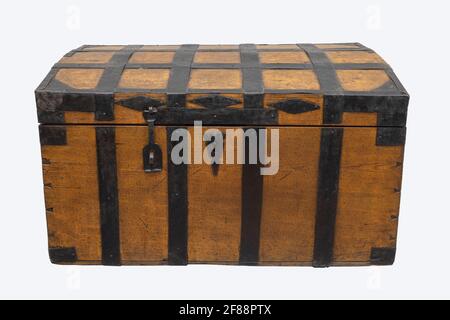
[143,107,163,173]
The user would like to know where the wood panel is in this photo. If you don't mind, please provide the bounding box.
[337,70,391,92]
[326,51,385,64]
[333,128,404,263]
[116,126,169,263]
[189,69,243,90]
[129,52,175,64]
[263,70,320,90]
[119,69,170,90]
[42,126,101,262]
[260,127,321,263]
[55,69,103,90]
[194,52,241,64]
[259,51,310,64]
[59,52,115,64]
[188,127,243,263]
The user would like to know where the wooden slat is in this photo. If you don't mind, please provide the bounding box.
[43,126,101,262]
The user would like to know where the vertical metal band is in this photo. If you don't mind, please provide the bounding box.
[239,130,264,265]
[299,44,342,94]
[167,127,189,265]
[239,44,264,264]
[240,44,264,108]
[95,45,143,120]
[96,127,121,266]
[167,44,199,108]
[313,128,344,268]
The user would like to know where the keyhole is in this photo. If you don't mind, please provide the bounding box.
[149,151,155,165]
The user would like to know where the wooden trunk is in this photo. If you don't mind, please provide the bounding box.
[36,44,409,267]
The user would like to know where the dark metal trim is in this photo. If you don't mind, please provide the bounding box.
[324,95,409,127]
[39,126,67,146]
[167,127,189,265]
[239,129,264,265]
[167,44,199,108]
[96,127,121,266]
[371,248,397,265]
[299,44,342,93]
[117,96,164,111]
[190,95,242,109]
[313,128,344,268]
[154,107,278,126]
[269,99,320,114]
[94,46,142,120]
[333,63,390,70]
[49,247,78,264]
[240,44,264,101]
[376,127,407,146]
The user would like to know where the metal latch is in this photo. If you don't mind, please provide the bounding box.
[143,106,162,173]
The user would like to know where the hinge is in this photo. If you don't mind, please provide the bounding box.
[143,106,163,173]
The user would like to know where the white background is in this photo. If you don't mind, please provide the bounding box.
[0,0,448,300]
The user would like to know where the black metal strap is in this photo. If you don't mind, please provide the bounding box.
[167,44,199,108]
[239,129,264,265]
[240,44,264,108]
[313,128,344,267]
[167,127,189,265]
[95,45,143,120]
[298,44,342,94]
[96,127,121,266]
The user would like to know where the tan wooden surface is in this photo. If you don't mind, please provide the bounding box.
[263,70,320,90]
[119,69,171,90]
[42,125,404,265]
[333,128,403,263]
[59,52,114,64]
[337,70,391,91]
[43,126,102,262]
[116,127,169,263]
[55,69,103,90]
[189,69,243,90]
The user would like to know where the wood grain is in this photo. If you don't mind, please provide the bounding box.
[337,70,391,92]
[116,126,169,263]
[260,127,321,263]
[55,69,103,90]
[43,126,101,262]
[119,69,170,90]
[326,51,385,64]
[129,52,175,64]
[263,70,320,90]
[333,128,404,263]
[194,52,241,64]
[59,52,115,64]
[188,128,243,263]
[189,69,242,90]
[259,52,310,64]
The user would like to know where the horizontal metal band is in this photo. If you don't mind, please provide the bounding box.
[54,62,389,71]
[333,63,390,70]
[153,107,278,125]
[324,95,409,127]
